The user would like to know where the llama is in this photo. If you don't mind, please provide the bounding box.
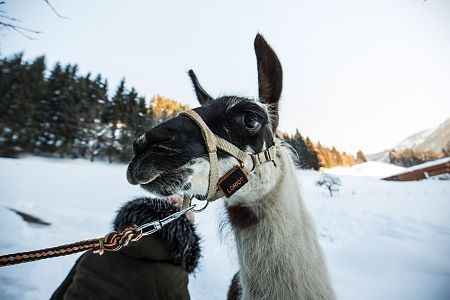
[126,34,335,300]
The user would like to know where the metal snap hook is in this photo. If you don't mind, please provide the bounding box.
[189,196,210,213]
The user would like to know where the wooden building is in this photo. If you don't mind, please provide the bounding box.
[383,157,450,181]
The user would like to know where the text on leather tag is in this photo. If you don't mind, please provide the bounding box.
[218,165,248,198]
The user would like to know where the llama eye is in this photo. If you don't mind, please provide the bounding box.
[242,112,261,130]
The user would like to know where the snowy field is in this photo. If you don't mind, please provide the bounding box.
[326,161,406,178]
[0,157,449,300]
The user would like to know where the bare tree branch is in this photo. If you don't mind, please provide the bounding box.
[42,0,70,20]
[0,13,21,22]
[0,21,41,39]
[317,174,341,197]
[0,0,68,39]
[0,22,40,33]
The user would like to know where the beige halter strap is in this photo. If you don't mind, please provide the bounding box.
[179,109,276,202]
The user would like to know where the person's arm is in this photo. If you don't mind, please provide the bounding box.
[50,256,82,300]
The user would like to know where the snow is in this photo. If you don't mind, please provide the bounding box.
[326,161,405,178]
[0,157,449,300]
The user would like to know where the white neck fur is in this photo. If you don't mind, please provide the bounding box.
[230,143,335,300]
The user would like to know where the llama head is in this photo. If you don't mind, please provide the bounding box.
[127,34,283,204]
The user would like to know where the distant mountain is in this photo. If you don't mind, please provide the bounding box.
[367,118,450,162]
[394,129,433,151]
[366,150,389,162]
[415,118,450,152]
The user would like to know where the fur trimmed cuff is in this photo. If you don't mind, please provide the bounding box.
[113,197,201,273]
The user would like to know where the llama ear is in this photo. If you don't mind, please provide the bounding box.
[254,33,283,130]
[188,70,213,106]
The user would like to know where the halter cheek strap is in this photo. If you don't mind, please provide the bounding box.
[179,109,276,202]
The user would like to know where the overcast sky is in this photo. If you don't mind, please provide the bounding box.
[2,0,449,154]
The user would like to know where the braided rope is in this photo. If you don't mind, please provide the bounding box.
[0,225,142,267]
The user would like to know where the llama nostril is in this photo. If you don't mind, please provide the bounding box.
[133,134,147,156]
[133,132,174,156]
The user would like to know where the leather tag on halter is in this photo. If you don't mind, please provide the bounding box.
[218,166,248,198]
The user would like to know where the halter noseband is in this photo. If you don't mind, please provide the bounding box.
[179,109,277,202]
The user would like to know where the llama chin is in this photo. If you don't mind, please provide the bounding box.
[137,168,193,197]
[180,157,210,199]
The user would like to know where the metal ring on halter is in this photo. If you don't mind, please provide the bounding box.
[240,159,253,174]
[189,196,210,213]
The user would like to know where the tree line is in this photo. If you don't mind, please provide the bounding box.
[0,53,188,162]
[388,145,449,168]
[1,53,366,168]
[281,130,366,170]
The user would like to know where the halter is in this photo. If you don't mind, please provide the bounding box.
[179,110,277,203]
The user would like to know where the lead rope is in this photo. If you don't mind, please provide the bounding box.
[0,205,196,267]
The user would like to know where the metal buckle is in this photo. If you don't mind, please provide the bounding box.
[250,154,260,173]
[264,149,271,161]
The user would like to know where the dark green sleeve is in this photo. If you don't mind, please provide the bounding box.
[50,256,82,300]
[50,250,191,300]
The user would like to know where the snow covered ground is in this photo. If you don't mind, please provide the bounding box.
[325,161,405,178]
[0,157,449,300]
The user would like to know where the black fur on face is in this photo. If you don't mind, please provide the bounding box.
[126,97,274,198]
[126,34,283,198]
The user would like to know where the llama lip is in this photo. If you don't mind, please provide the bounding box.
[136,168,193,197]
[138,174,159,185]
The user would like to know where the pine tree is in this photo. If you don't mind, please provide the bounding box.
[443,142,450,157]
[331,147,343,167]
[117,86,141,162]
[25,56,48,154]
[103,78,131,162]
[356,150,366,163]
[305,137,319,170]
[290,129,318,169]
[0,53,30,156]
[315,142,327,168]
[41,63,80,157]
[136,96,148,136]
[150,94,190,125]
